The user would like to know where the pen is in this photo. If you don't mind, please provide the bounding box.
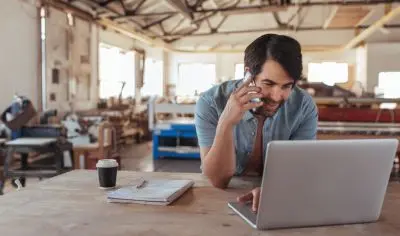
[136,179,146,189]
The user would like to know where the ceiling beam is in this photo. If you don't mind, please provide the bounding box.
[98,18,173,50]
[385,3,393,14]
[99,0,118,7]
[142,14,175,30]
[166,11,217,42]
[76,6,341,53]
[222,5,287,15]
[169,16,186,34]
[43,0,94,21]
[111,0,400,19]
[76,0,165,38]
[208,0,225,16]
[294,7,309,31]
[119,0,127,14]
[173,45,342,53]
[164,0,193,20]
[356,9,375,26]
[323,6,338,29]
[134,0,147,13]
[112,12,178,20]
[286,5,303,25]
[159,24,400,38]
[343,6,400,50]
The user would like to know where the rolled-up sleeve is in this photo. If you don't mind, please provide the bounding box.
[194,96,219,147]
[290,97,318,140]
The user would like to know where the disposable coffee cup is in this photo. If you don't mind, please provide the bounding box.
[96,159,118,189]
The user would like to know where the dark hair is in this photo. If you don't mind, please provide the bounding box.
[244,33,303,81]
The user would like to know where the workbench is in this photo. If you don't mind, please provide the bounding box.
[0,170,399,235]
[0,137,72,194]
[152,118,200,160]
[317,121,400,153]
[149,101,200,160]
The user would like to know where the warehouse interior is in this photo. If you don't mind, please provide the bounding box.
[1,0,400,190]
[1,0,400,228]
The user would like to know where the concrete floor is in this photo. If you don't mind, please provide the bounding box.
[119,141,202,173]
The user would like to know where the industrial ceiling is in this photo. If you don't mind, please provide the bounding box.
[53,0,400,52]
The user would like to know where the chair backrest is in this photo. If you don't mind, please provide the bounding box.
[97,121,114,158]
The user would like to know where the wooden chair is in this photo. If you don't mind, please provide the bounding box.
[72,121,119,169]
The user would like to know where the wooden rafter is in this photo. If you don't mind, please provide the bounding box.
[325,6,371,28]
[344,6,400,49]
[164,0,193,20]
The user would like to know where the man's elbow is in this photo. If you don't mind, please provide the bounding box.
[203,169,233,189]
[209,178,230,189]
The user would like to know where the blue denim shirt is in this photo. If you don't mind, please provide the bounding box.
[194,79,318,175]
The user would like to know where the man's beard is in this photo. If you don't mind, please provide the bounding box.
[252,97,284,117]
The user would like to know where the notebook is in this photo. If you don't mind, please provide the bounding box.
[106,179,194,205]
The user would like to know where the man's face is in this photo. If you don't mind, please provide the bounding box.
[249,59,294,117]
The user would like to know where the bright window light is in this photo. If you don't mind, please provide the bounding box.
[99,43,135,99]
[142,58,163,96]
[234,63,245,80]
[378,72,400,98]
[308,62,348,86]
[177,63,216,96]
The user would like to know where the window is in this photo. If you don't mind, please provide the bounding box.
[377,72,400,98]
[234,63,245,80]
[177,63,216,96]
[142,58,163,97]
[376,72,400,109]
[307,62,348,86]
[99,43,135,99]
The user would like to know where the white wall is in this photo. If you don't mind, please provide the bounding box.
[0,0,39,112]
[365,42,400,92]
[216,53,244,81]
[44,7,99,112]
[356,46,368,90]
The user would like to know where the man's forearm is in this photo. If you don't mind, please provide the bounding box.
[202,121,235,188]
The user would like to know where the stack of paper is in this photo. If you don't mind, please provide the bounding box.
[107,179,194,205]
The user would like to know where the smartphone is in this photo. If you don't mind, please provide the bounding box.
[243,71,261,104]
[243,71,262,113]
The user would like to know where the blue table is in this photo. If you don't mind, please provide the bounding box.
[152,119,200,160]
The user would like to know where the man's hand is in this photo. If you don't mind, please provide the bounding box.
[237,187,261,212]
[219,79,263,127]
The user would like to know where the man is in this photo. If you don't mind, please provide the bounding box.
[194,34,318,212]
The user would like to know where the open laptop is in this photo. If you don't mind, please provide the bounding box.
[228,139,399,230]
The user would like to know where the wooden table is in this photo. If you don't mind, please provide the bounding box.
[0,170,400,235]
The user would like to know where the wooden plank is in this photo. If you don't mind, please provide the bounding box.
[0,170,400,235]
[344,6,400,50]
[326,6,371,28]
